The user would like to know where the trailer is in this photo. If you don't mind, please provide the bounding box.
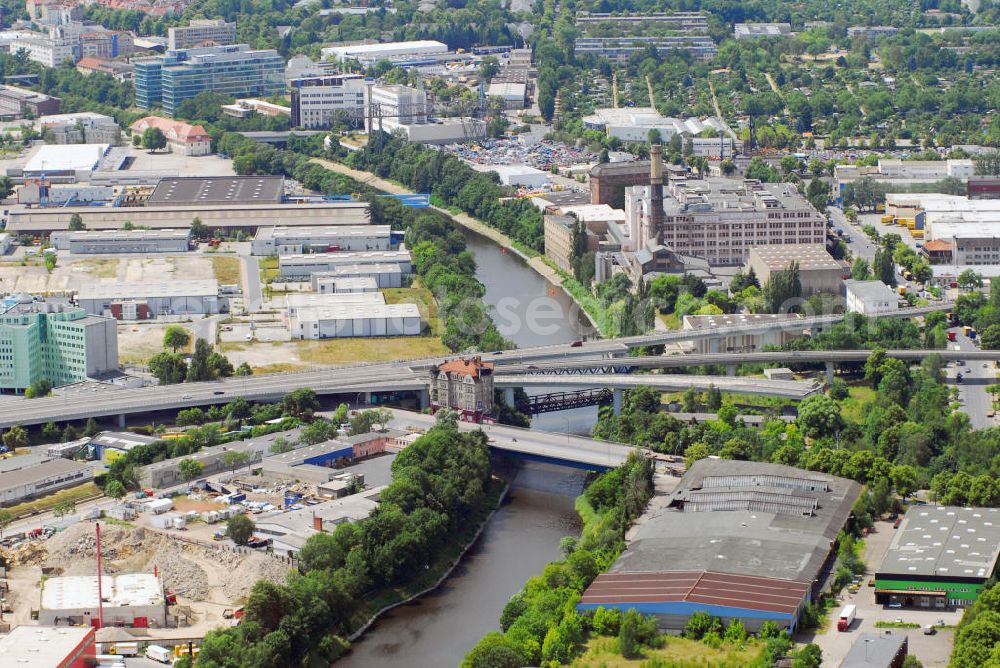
[838,604,856,631]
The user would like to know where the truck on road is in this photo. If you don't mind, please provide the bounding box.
[145,645,173,663]
[838,604,857,631]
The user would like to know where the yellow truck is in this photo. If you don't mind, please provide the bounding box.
[881,214,894,224]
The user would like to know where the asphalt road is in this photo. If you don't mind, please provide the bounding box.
[949,329,996,430]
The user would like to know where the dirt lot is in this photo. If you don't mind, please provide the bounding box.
[3,522,290,630]
[221,337,449,373]
[0,255,218,295]
[118,322,194,365]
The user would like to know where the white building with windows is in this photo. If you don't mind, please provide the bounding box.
[290,74,367,129]
[845,279,899,316]
[367,84,428,128]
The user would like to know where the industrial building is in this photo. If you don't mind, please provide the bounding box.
[578,460,861,632]
[167,19,236,50]
[845,279,900,316]
[76,279,220,317]
[379,117,487,145]
[251,225,392,255]
[0,84,60,119]
[840,633,908,668]
[835,159,975,192]
[322,40,448,65]
[22,143,111,178]
[88,431,159,462]
[0,625,97,667]
[311,264,405,290]
[682,313,805,354]
[39,574,167,627]
[144,439,265,488]
[429,356,494,422]
[149,175,283,205]
[582,108,735,151]
[734,22,792,38]
[259,434,405,483]
[134,44,284,115]
[472,164,550,188]
[0,297,119,391]
[0,454,94,505]
[50,228,192,254]
[130,117,212,156]
[254,486,384,553]
[290,74,367,129]
[544,214,579,273]
[311,276,378,293]
[875,505,1000,608]
[290,302,421,339]
[745,244,846,295]
[285,291,385,317]
[368,84,428,126]
[279,250,412,278]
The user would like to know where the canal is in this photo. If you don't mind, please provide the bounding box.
[338,230,598,667]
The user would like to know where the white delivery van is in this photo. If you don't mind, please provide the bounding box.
[146,645,173,663]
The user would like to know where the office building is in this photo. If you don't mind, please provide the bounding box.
[290,74,367,129]
[429,356,495,422]
[875,505,1000,608]
[130,116,211,156]
[37,111,121,145]
[0,453,94,504]
[167,19,236,50]
[322,40,448,66]
[39,574,167,627]
[574,36,717,63]
[745,244,846,295]
[0,297,118,391]
[50,229,192,254]
[311,264,405,290]
[251,225,391,255]
[76,279,219,317]
[578,460,861,632]
[840,633,908,668]
[279,250,412,277]
[135,44,284,115]
[367,84,427,127]
[0,84,60,118]
[734,23,792,39]
[0,625,97,667]
[845,279,900,316]
[683,313,805,354]
[16,33,77,67]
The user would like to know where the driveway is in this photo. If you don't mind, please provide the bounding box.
[803,520,961,667]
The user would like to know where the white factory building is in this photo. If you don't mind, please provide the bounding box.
[845,279,900,316]
[39,574,167,627]
[22,143,113,178]
[582,108,738,155]
[0,454,93,505]
[289,292,421,339]
[472,164,550,188]
[379,117,486,145]
[251,225,392,255]
[279,250,412,278]
[312,276,378,293]
[311,263,405,290]
[76,279,219,316]
[321,40,448,65]
[50,229,192,254]
[368,84,427,126]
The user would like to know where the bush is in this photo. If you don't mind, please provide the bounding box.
[227,514,255,545]
[591,607,622,636]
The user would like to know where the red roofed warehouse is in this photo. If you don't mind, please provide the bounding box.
[579,459,861,633]
[429,356,494,423]
[130,116,212,156]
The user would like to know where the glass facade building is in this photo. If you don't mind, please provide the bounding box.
[134,44,284,115]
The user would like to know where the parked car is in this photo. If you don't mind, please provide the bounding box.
[887,602,903,609]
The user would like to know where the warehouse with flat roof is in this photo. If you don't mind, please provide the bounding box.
[148,175,284,205]
[291,302,421,339]
[50,228,192,254]
[279,250,412,277]
[285,291,385,317]
[746,244,846,295]
[578,460,861,632]
[251,224,392,255]
[0,625,97,667]
[76,279,219,316]
[311,264,405,290]
[875,505,1000,609]
[0,454,94,505]
[39,573,166,627]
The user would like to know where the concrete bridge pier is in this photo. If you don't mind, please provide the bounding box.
[725,364,737,376]
[613,388,623,416]
[825,361,835,386]
[118,413,126,429]
[418,388,430,410]
[504,387,515,407]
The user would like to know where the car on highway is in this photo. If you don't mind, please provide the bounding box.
[213,390,225,395]
[985,363,990,368]
[965,367,972,374]
[182,394,192,399]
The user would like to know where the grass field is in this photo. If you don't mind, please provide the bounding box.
[571,636,767,667]
[73,258,120,278]
[658,311,682,330]
[840,384,877,422]
[211,256,242,285]
[259,256,280,283]
[295,337,448,365]
[5,482,102,518]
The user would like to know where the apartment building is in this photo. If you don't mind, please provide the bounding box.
[16,33,77,67]
[290,74,367,129]
[167,19,236,50]
[575,11,709,30]
[135,44,284,115]
[627,177,827,266]
[428,357,495,422]
[574,36,717,62]
[0,296,118,392]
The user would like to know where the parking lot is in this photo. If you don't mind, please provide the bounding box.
[805,520,961,666]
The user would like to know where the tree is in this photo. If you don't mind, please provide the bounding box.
[282,388,319,418]
[53,500,75,518]
[186,338,214,382]
[163,325,191,353]
[792,643,823,668]
[619,609,640,659]
[68,213,85,231]
[980,325,1000,350]
[149,352,187,385]
[0,509,12,538]
[763,261,802,312]
[141,126,167,151]
[44,253,57,273]
[223,449,251,475]
[176,407,205,426]
[706,384,722,411]
[974,151,1000,176]
[227,514,255,545]
[873,249,896,287]
[235,362,252,376]
[105,479,127,500]
[3,424,28,451]
[461,632,525,668]
[958,268,983,291]
[190,217,209,240]
[796,394,843,438]
[269,437,293,454]
[25,378,52,398]
[720,159,736,176]
[179,458,205,481]
[42,421,61,442]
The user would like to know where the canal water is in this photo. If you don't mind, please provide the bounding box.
[338,230,597,667]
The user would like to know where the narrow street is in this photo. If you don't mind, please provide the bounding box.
[949,329,996,430]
